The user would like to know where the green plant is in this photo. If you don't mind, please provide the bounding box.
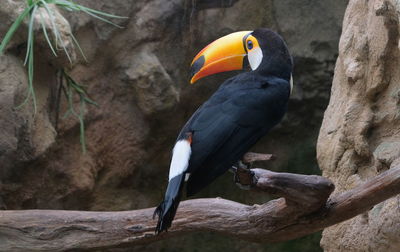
[62,70,98,153]
[0,0,126,152]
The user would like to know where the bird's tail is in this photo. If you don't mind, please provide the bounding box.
[153,173,185,233]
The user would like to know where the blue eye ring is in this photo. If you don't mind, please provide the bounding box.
[247,40,253,50]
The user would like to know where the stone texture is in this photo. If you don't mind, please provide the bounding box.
[121,45,179,115]
[317,0,400,251]
[0,55,33,180]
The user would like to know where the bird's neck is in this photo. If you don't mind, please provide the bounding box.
[254,55,292,82]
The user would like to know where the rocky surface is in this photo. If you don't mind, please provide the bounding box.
[0,0,347,250]
[317,0,400,251]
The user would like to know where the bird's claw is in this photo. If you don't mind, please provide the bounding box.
[231,161,255,190]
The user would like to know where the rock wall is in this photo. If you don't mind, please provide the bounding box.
[0,0,347,250]
[317,0,400,251]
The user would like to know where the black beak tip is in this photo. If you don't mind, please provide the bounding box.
[189,55,205,80]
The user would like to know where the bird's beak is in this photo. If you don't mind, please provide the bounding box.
[189,31,252,84]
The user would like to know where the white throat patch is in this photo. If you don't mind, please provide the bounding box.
[248,47,263,70]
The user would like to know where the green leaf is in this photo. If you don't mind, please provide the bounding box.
[83,96,98,107]
[40,0,61,44]
[24,5,38,65]
[53,0,126,27]
[53,0,80,10]
[55,0,127,19]
[70,82,86,94]
[78,100,86,153]
[17,5,38,114]
[27,0,34,7]
[39,10,57,57]
[80,8,123,28]
[0,5,34,55]
[58,36,72,64]
[28,30,37,114]
[77,5,128,19]
[60,69,98,152]
[70,32,87,62]
[39,0,73,64]
[17,16,37,112]
[40,0,68,59]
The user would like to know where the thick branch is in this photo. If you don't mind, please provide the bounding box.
[238,167,334,210]
[0,165,399,251]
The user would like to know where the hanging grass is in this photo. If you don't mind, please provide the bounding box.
[61,69,98,153]
[0,0,126,152]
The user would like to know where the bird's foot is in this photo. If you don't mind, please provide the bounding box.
[230,161,255,190]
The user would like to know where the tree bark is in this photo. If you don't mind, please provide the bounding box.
[0,162,399,251]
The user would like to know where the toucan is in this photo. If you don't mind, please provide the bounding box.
[154,28,293,233]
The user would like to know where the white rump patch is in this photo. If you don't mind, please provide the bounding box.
[168,140,192,181]
[248,47,263,70]
[290,74,293,95]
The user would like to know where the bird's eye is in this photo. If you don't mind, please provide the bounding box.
[247,40,253,50]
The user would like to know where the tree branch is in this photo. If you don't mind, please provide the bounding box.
[242,152,275,163]
[0,157,399,251]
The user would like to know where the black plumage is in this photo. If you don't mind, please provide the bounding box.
[154,28,293,233]
[182,73,290,195]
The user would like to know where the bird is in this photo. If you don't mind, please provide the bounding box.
[154,28,293,233]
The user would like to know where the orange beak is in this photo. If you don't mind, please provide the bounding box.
[189,31,251,84]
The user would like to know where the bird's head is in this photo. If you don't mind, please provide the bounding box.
[189,28,293,84]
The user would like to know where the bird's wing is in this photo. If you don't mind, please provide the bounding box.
[180,77,289,196]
